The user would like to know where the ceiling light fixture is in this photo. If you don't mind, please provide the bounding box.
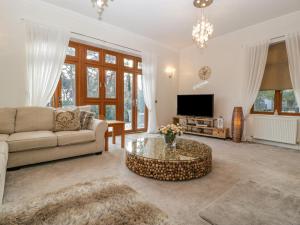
[192,0,214,48]
[91,0,113,19]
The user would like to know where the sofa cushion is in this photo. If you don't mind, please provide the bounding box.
[54,109,81,132]
[15,107,54,133]
[80,111,95,129]
[0,108,16,134]
[55,130,95,146]
[0,134,9,142]
[7,131,57,152]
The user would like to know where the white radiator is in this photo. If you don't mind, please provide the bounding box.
[253,116,298,145]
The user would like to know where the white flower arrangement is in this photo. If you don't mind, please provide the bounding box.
[159,124,183,136]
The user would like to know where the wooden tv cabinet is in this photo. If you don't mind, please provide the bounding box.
[173,116,228,140]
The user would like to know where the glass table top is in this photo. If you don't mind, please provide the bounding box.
[126,137,211,161]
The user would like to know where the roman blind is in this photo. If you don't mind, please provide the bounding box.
[260,42,292,90]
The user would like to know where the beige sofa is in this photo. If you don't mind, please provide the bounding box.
[0,106,108,203]
[0,142,8,203]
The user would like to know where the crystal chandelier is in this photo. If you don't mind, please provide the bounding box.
[91,0,113,19]
[192,0,214,48]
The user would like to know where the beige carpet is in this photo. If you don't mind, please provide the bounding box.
[3,134,300,225]
[0,178,170,225]
[199,180,300,225]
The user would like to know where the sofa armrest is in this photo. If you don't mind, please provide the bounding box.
[89,119,108,152]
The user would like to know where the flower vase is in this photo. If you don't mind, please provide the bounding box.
[164,134,176,148]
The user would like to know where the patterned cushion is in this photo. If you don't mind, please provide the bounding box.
[54,109,81,132]
[80,111,95,130]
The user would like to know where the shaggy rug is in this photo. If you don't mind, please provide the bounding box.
[0,178,170,225]
[199,180,300,225]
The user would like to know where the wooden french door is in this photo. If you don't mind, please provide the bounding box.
[53,41,147,132]
[122,57,147,132]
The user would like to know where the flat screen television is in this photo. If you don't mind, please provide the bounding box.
[177,94,214,117]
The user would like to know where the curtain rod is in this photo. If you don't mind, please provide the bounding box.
[71,31,142,53]
[20,18,142,53]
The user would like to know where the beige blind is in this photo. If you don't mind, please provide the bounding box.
[260,42,292,90]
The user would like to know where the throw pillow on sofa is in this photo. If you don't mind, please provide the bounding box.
[80,111,95,130]
[54,109,81,131]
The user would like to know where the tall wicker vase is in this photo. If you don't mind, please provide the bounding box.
[231,107,244,143]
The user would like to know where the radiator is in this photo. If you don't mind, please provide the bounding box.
[253,116,298,144]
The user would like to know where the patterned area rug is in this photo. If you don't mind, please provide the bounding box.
[0,178,170,225]
[199,180,300,225]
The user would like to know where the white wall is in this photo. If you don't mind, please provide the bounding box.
[178,10,300,144]
[0,0,179,126]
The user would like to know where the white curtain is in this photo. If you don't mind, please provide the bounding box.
[25,21,70,106]
[142,52,158,133]
[286,32,300,107]
[243,40,270,116]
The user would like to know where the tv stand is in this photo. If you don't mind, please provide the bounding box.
[173,116,228,140]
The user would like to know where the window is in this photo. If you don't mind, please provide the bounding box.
[137,62,142,70]
[137,74,145,129]
[105,105,116,120]
[124,58,134,68]
[105,54,117,64]
[253,90,275,113]
[90,105,100,118]
[66,47,76,57]
[60,63,76,107]
[252,42,299,116]
[86,50,99,61]
[105,70,116,99]
[86,67,100,98]
[53,41,148,132]
[281,90,299,113]
[124,72,133,130]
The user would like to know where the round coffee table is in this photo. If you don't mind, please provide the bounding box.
[125,137,212,181]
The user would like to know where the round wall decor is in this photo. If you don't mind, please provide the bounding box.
[198,66,212,80]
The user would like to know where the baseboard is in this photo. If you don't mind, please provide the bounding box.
[251,138,300,150]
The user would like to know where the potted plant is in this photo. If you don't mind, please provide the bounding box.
[159,124,183,147]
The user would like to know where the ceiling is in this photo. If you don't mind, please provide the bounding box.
[41,0,300,49]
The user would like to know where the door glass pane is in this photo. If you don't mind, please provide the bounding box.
[61,63,76,107]
[137,75,145,129]
[90,105,99,119]
[86,50,99,61]
[106,105,116,120]
[105,70,116,99]
[281,90,299,113]
[124,58,134,68]
[66,47,76,57]
[138,62,142,70]
[105,54,117,64]
[124,72,133,130]
[87,67,99,98]
[253,90,275,112]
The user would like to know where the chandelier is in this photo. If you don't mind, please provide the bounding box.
[91,0,113,19]
[192,0,214,48]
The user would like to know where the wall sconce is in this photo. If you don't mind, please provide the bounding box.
[165,67,176,79]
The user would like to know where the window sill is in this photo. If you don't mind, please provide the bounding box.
[250,113,300,118]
